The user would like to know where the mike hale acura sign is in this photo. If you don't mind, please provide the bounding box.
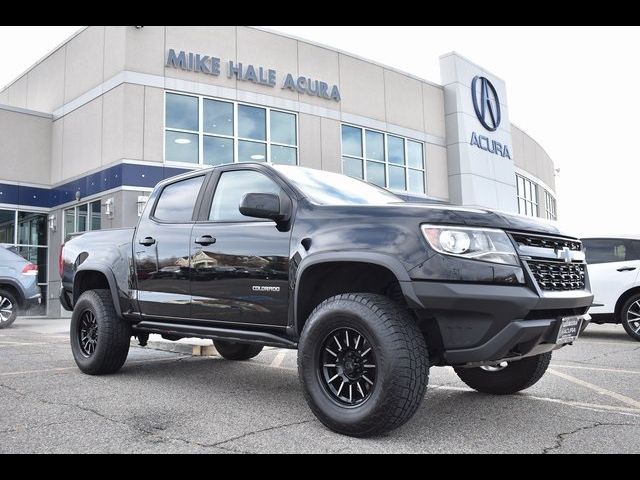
[166,49,342,102]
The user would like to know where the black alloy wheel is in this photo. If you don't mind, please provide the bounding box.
[320,327,377,407]
[78,310,98,357]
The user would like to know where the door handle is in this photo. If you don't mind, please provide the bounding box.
[617,267,637,272]
[139,237,156,247]
[195,235,216,246]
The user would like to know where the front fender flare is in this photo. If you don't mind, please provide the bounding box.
[292,251,423,335]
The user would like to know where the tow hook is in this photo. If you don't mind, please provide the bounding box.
[136,332,149,347]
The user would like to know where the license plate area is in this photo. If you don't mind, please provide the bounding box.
[556,316,583,345]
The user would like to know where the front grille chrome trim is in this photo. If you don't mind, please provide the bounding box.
[511,232,582,251]
[518,244,586,263]
[526,260,586,292]
[510,232,587,293]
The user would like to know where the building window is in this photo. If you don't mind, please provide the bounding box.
[545,191,557,220]
[165,92,298,166]
[64,200,102,238]
[341,125,426,194]
[516,174,539,217]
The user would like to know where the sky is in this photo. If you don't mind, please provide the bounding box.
[0,26,637,237]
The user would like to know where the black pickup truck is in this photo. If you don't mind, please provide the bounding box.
[60,163,593,437]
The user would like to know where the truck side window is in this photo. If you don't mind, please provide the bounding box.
[209,171,280,222]
[153,176,205,223]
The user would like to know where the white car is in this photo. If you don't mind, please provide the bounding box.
[582,236,640,341]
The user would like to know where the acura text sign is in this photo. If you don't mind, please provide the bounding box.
[166,49,342,102]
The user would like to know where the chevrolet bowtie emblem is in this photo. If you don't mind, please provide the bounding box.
[556,247,572,264]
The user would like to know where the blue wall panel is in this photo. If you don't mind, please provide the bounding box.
[0,163,194,210]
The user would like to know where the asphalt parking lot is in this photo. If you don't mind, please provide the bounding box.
[1,318,639,454]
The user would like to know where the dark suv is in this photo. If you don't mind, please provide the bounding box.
[60,164,593,436]
[0,245,41,328]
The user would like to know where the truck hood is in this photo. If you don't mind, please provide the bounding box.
[319,203,575,238]
[396,203,570,236]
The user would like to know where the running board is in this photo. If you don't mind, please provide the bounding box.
[133,321,298,349]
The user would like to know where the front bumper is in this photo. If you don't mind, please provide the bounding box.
[409,281,593,366]
[24,292,42,308]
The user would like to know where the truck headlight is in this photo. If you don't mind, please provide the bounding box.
[421,225,520,266]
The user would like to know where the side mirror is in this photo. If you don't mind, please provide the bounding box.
[239,193,288,222]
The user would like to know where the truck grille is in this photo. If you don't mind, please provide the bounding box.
[512,233,582,251]
[527,260,586,291]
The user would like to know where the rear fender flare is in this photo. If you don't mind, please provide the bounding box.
[74,263,123,317]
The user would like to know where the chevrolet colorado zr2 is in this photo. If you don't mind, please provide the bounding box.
[60,163,593,437]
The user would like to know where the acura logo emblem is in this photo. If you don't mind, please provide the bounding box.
[471,76,501,132]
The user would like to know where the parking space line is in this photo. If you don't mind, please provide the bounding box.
[548,368,640,410]
[0,366,76,376]
[0,342,48,347]
[0,356,193,377]
[551,363,640,375]
[428,384,640,416]
[270,349,289,368]
[578,340,636,346]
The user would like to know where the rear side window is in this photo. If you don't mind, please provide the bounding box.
[153,176,205,222]
[584,239,628,264]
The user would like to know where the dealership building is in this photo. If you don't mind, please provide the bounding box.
[0,26,558,317]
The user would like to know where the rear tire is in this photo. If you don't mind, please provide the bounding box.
[454,352,552,395]
[0,289,18,329]
[298,293,429,437]
[213,340,263,361]
[70,290,131,375]
[620,294,640,342]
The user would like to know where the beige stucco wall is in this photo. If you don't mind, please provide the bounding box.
[0,27,128,114]
[0,107,51,184]
[0,26,454,200]
[511,124,556,192]
[0,26,555,205]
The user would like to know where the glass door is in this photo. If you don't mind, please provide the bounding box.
[17,212,48,315]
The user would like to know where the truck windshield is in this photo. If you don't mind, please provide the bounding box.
[274,165,402,206]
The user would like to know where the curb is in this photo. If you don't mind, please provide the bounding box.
[132,334,219,357]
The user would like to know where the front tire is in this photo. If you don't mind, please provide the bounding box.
[620,294,640,342]
[70,290,131,375]
[454,352,552,395]
[298,294,429,437]
[0,289,19,329]
[213,340,263,361]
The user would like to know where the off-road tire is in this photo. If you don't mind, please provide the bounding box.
[214,340,264,360]
[454,352,552,395]
[298,293,429,437]
[70,290,131,375]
